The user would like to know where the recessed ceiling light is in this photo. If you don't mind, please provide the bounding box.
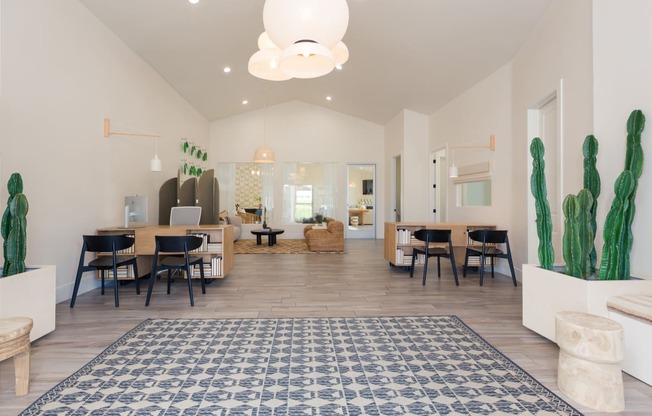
[189,0,199,4]
[242,100,249,105]
[326,96,332,101]
[223,67,231,73]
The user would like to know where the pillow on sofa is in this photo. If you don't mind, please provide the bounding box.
[225,215,242,241]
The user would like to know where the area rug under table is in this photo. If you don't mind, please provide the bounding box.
[21,317,582,415]
[233,239,312,254]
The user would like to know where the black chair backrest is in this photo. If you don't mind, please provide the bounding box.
[83,235,135,253]
[468,229,508,245]
[414,229,451,244]
[155,235,203,253]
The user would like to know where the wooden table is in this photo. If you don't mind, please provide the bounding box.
[251,229,285,246]
[348,208,370,225]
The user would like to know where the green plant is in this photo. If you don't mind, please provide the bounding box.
[1,173,29,277]
[562,189,593,278]
[530,137,554,270]
[582,135,600,273]
[598,171,635,280]
[530,109,645,280]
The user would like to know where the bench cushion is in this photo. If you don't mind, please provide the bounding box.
[607,295,652,323]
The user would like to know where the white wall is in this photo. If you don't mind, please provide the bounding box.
[430,63,514,231]
[509,0,594,274]
[592,0,652,278]
[0,0,209,302]
[402,110,430,221]
[384,111,404,223]
[210,100,385,238]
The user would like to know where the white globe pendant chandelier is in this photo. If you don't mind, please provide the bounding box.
[248,0,350,81]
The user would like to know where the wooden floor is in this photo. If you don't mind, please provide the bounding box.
[1,240,651,415]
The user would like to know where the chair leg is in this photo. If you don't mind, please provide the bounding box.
[448,247,459,286]
[167,269,172,295]
[507,254,517,286]
[463,250,470,277]
[145,268,157,307]
[133,261,140,295]
[200,263,206,294]
[491,257,495,278]
[422,256,428,286]
[112,266,119,307]
[186,263,195,307]
[437,256,441,278]
[409,252,417,278]
[100,270,105,295]
[70,267,85,308]
[479,252,486,286]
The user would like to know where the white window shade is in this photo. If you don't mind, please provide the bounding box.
[452,162,491,184]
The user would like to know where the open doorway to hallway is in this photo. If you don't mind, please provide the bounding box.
[347,164,375,239]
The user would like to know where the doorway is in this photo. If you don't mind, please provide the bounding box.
[347,164,375,239]
[392,155,402,222]
[430,149,448,222]
[527,91,562,264]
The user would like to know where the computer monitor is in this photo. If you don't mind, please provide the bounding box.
[170,206,202,226]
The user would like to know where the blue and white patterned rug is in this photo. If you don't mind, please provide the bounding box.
[22,317,582,415]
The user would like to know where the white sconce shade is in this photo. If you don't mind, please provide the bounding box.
[280,41,335,79]
[263,0,349,50]
[248,49,293,81]
[254,146,275,163]
[150,154,162,172]
[449,164,458,178]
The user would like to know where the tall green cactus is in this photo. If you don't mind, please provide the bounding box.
[530,137,554,270]
[598,171,635,280]
[1,173,28,277]
[620,110,645,279]
[563,189,594,278]
[582,135,600,274]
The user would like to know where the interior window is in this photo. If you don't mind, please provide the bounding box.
[458,180,492,206]
[282,162,337,223]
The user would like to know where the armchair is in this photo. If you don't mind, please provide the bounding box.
[304,220,344,252]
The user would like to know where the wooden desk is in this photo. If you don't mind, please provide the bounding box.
[97,225,233,279]
[384,222,495,267]
[349,208,370,225]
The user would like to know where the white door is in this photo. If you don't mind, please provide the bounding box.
[347,164,375,239]
[528,96,562,264]
[430,149,448,222]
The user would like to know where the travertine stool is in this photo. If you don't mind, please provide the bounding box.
[555,311,624,412]
[0,317,33,396]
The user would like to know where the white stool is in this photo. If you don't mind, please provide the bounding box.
[0,317,33,396]
[555,311,624,412]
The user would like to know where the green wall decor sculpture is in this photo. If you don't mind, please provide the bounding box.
[530,137,555,270]
[1,173,29,277]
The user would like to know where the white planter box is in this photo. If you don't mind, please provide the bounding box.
[522,264,652,342]
[0,265,56,341]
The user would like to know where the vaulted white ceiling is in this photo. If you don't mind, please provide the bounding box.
[79,0,550,125]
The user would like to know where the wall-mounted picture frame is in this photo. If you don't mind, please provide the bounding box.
[362,179,373,195]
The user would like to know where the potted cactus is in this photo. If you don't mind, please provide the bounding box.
[522,110,652,342]
[0,173,56,341]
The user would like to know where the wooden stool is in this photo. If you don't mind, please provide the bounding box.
[0,317,33,396]
[555,311,624,412]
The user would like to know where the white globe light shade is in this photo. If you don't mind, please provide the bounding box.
[332,41,349,66]
[257,32,278,50]
[263,0,349,50]
[280,41,335,79]
[248,49,293,81]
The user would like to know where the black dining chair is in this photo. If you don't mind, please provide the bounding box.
[410,229,459,286]
[70,235,139,308]
[145,235,206,307]
[463,229,517,286]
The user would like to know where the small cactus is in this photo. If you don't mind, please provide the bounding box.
[599,171,635,280]
[582,135,600,274]
[530,137,554,270]
[562,190,594,278]
[1,173,28,277]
